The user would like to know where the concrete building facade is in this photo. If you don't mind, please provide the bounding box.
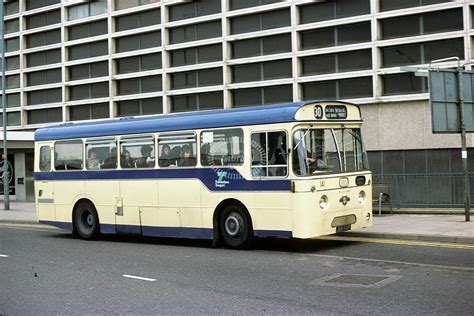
[0,0,471,205]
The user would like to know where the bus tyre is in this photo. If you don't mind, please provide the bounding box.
[74,201,100,240]
[219,205,253,249]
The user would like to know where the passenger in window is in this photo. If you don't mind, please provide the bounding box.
[121,150,135,168]
[137,145,155,168]
[159,145,172,167]
[87,149,100,169]
[102,147,117,169]
[178,145,196,167]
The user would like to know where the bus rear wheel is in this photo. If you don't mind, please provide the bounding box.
[219,205,253,249]
[74,201,100,240]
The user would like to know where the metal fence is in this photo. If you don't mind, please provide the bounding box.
[373,173,473,208]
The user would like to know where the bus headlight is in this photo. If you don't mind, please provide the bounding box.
[319,195,328,209]
[358,191,366,204]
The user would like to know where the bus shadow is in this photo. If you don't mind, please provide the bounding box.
[49,232,355,253]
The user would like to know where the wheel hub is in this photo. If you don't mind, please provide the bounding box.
[225,215,240,236]
[86,213,94,226]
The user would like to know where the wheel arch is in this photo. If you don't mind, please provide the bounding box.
[212,198,253,246]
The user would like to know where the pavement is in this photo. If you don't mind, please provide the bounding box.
[0,202,473,244]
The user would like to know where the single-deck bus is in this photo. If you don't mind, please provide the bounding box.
[34,101,372,249]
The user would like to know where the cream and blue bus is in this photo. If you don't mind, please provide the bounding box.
[34,101,372,249]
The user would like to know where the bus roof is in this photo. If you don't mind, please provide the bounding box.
[35,100,359,141]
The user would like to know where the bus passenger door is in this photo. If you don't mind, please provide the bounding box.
[36,144,55,222]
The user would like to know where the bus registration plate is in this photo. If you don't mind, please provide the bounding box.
[336,224,351,232]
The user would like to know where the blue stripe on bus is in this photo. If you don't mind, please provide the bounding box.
[34,168,291,192]
[39,220,291,239]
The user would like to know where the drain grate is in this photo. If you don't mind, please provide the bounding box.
[310,274,401,288]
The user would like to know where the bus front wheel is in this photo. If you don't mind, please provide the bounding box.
[219,205,253,249]
[74,201,100,240]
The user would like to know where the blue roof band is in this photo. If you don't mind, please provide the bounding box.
[34,101,358,141]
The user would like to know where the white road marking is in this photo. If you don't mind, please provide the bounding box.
[123,274,156,282]
[0,254,9,258]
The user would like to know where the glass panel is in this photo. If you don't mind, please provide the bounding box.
[230,0,280,10]
[158,134,196,167]
[6,38,19,52]
[141,97,162,115]
[334,128,369,172]
[337,22,371,46]
[302,54,336,76]
[293,129,340,176]
[232,88,261,107]
[198,44,222,63]
[251,131,287,177]
[201,128,244,166]
[5,19,19,34]
[140,31,161,49]
[90,61,109,78]
[117,99,140,116]
[199,68,222,86]
[424,39,464,63]
[141,53,162,71]
[300,1,334,24]
[233,63,261,83]
[338,77,373,99]
[381,15,420,39]
[263,85,292,105]
[382,73,427,95]
[263,33,291,55]
[382,43,422,67]
[5,1,19,15]
[302,81,336,100]
[263,59,292,80]
[301,28,334,50]
[261,9,290,30]
[198,91,222,110]
[55,140,83,170]
[69,84,90,100]
[40,146,51,171]
[115,0,140,10]
[118,78,140,95]
[196,21,221,40]
[86,138,117,169]
[231,14,260,35]
[120,136,155,169]
[232,37,260,59]
[117,56,140,74]
[116,35,140,53]
[336,0,370,18]
[141,75,162,93]
[6,56,20,71]
[6,75,20,89]
[423,9,463,34]
[7,93,21,107]
[338,49,372,72]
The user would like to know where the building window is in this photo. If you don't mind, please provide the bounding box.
[68,20,108,41]
[68,0,107,21]
[116,53,162,74]
[69,103,109,121]
[116,31,161,53]
[6,38,19,53]
[381,38,464,68]
[115,0,159,11]
[27,88,62,105]
[115,9,160,32]
[301,22,371,50]
[26,10,60,30]
[26,0,60,11]
[299,0,370,24]
[170,44,222,67]
[69,82,109,101]
[5,19,19,34]
[169,0,220,21]
[169,21,221,44]
[171,91,223,112]
[231,33,291,59]
[301,49,372,76]
[26,29,61,49]
[230,9,290,35]
[117,97,163,116]
[68,61,108,81]
[0,112,21,126]
[5,56,20,71]
[232,60,292,83]
[232,85,292,107]
[302,77,373,100]
[380,0,449,12]
[117,75,162,95]
[5,75,20,90]
[27,68,62,87]
[171,68,222,90]
[5,1,19,16]
[27,49,61,68]
[381,9,463,40]
[382,73,428,95]
[69,41,108,61]
[229,0,280,10]
[27,107,62,124]
[0,93,21,108]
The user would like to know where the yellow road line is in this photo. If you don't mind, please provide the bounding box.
[314,235,474,250]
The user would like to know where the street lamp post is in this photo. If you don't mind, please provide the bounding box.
[0,1,10,210]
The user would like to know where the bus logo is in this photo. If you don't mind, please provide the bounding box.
[339,196,350,206]
[215,171,230,188]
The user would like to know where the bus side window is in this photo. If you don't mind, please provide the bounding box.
[54,140,83,171]
[39,146,51,171]
[251,131,287,177]
[200,129,243,166]
[158,133,196,168]
[120,135,155,169]
[86,138,117,170]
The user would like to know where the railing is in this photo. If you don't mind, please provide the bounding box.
[373,173,473,208]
